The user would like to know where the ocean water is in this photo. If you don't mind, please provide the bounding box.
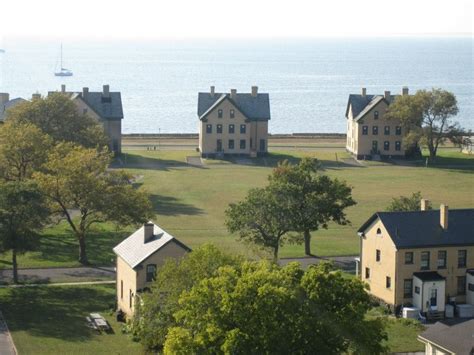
[0,38,472,134]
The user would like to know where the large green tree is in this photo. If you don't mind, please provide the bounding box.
[269,158,356,256]
[34,143,153,264]
[225,186,293,261]
[386,191,430,212]
[386,88,460,160]
[163,262,387,354]
[6,93,108,149]
[0,181,50,283]
[132,244,242,350]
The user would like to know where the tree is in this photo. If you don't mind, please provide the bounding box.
[0,181,50,283]
[133,244,243,350]
[386,88,460,160]
[6,93,108,149]
[269,158,356,256]
[386,191,430,212]
[163,261,387,354]
[225,187,293,261]
[0,121,52,181]
[34,143,153,264]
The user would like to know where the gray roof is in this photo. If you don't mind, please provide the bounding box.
[358,209,474,249]
[345,93,398,121]
[413,271,445,282]
[419,319,474,354]
[113,222,191,269]
[0,98,27,121]
[198,92,270,121]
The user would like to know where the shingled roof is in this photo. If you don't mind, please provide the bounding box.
[418,319,474,354]
[345,93,398,121]
[358,209,474,249]
[113,222,191,269]
[198,92,270,121]
[0,97,27,121]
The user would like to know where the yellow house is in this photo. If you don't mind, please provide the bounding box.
[113,222,191,317]
[197,86,270,158]
[346,87,407,159]
[357,202,474,316]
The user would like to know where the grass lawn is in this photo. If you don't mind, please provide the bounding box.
[0,284,144,355]
[1,147,472,269]
[384,318,425,352]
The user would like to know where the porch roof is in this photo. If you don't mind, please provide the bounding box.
[413,271,445,282]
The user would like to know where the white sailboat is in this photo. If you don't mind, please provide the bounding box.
[54,44,73,77]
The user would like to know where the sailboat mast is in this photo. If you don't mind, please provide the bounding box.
[60,44,63,69]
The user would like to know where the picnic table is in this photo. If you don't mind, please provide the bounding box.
[88,313,110,331]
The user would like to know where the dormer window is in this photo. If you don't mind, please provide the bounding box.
[374,111,379,119]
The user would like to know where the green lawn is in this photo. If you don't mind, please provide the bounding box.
[0,148,472,269]
[0,284,144,355]
[384,318,425,352]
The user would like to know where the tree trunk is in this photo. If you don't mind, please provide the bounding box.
[78,235,88,265]
[304,229,312,256]
[12,249,18,284]
[273,245,279,263]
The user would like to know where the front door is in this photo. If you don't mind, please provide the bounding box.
[260,139,266,152]
[430,288,438,308]
[216,139,222,152]
[372,140,378,153]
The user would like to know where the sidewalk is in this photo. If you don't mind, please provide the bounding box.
[0,311,16,355]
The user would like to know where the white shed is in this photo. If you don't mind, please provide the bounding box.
[466,269,474,305]
[413,272,446,313]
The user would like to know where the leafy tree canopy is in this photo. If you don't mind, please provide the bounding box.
[386,192,430,212]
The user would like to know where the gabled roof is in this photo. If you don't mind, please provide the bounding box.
[197,92,270,121]
[419,319,474,354]
[113,222,191,269]
[358,209,474,249]
[345,93,398,121]
[0,97,27,121]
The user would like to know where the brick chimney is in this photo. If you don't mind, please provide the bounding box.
[61,84,66,93]
[0,93,10,106]
[210,86,215,97]
[103,85,110,98]
[361,87,367,97]
[82,87,89,100]
[230,89,237,100]
[420,199,430,211]
[402,87,409,96]
[251,86,258,97]
[440,204,449,230]
[384,90,391,100]
[144,222,154,243]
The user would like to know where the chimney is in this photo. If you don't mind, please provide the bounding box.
[440,204,449,230]
[251,86,258,97]
[0,93,10,106]
[420,199,430,211]
[361,87,367,97]
[230,89,237,99]
[103,85,110,98]
[32,93,41,100]
[61,84,66,93]
[402,87,409,96]
[210,86,215,97]
[82,87,89,99]
[384,90,391,100]
[144,222,154,243]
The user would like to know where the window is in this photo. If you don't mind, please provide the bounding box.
[469,283,474,292]
[228,139,234,150]
[374,111,379,119]
[229,124,235,134]
[230,109,235,118]
[376,249,381,262]
[129,289,133,308]
[421,251,430,270]
[458,250,467,268]
[405,252,414,264]
[240,139,246,149]
[372,126,378,135]
[217,124,223,134]
[457,276,466,295]
[362,126,368,135]
[384,126,390,135]
[415,286,420,294]
[376,228,382,236]
[206,124,212,134]
[365,267,370,279]
[120,280,123,300]
[386,276,391,288]
[404,279,413,298]
[437,251,447,269]
[384,141,390,151]
[146,264,157,282]
[218,109,223,118]
[395,141,401,151]
[396,126,402,135]
[240,124,246,134]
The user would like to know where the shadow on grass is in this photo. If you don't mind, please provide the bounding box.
[111,153,204,171]
[150,194,204,216]
[0,285,114,341]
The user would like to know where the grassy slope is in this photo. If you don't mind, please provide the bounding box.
[0,148,472,268]
[0,284,143,355]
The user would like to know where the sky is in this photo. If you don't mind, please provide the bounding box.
[0,0,472,40]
